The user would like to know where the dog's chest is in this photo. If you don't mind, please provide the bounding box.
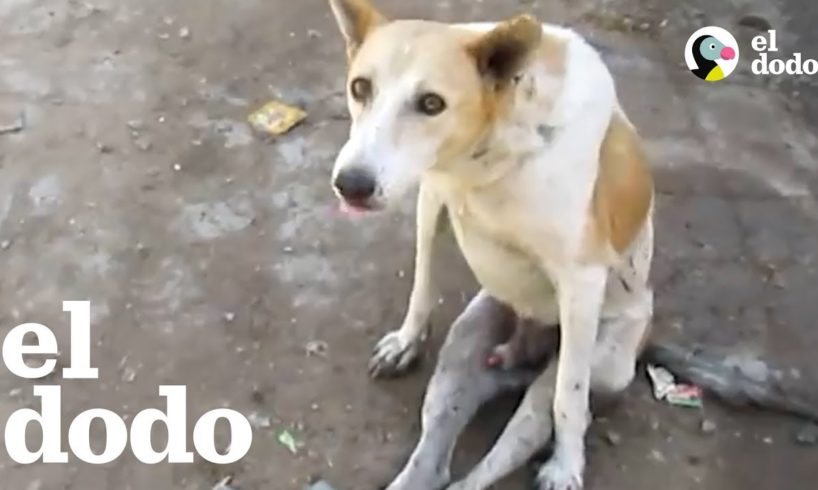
[445,194,558,320]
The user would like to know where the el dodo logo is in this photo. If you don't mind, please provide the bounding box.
[2,302,253,465]
[685,26,739,82]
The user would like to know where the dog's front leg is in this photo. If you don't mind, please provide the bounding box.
[370,183,443,377]
[537,265,607,490]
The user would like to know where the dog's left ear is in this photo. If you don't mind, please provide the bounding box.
[328,0,386,58]
[467,14,542,88]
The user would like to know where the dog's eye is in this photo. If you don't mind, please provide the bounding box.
[350,77,372,102]
[417,93,446,116]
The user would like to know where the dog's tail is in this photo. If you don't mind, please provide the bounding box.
[641,342,818,423]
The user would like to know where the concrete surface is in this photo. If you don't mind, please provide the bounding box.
[1,0,817,489]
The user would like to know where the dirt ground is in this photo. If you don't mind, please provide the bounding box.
[1,0,817,489]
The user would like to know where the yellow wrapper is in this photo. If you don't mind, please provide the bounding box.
[248,100,306,136]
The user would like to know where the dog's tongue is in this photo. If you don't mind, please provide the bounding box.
[339,201,367,216]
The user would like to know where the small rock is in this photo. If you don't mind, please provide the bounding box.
[307,29,322,39]
[1,240,11,250]
[305,480,337,490]
[794,423,818,446]
[179,26,191,38]
[126,119,145,131]
[701,419,717,434]
[172,163,182,171]
[213,476,239,490]
[305,340,328,357]
[604,430,622,446]
[134,136,153,151]
[224,312,236,322]
[96,141,114,154]
[247,411,272,429]
[762,436,773,444]
[649,449,666,463]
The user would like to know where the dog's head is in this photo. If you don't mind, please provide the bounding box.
[328,0,542,211]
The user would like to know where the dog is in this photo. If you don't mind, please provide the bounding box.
[327,1,654,489]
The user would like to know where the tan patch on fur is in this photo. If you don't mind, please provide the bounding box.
[586,113,654,259]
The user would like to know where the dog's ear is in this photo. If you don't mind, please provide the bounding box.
[328,0,386,58]
[467,15,542,88]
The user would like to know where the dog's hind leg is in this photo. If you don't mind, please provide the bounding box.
[447,352,559,490]
[385,290,538,490]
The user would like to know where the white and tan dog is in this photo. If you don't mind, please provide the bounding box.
[327,1,654,489]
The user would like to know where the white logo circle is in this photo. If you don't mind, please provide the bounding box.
[685,26,740,81]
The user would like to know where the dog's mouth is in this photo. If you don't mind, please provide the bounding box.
[338,197,382,215]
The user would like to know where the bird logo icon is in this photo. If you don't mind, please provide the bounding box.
[685,27,740,82]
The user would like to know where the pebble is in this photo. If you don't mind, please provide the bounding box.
[649,449,666,463]
[1,240,11,250]
[224,312,236,322]
[701,419,717,434]
[134,136,153,151]
[127,119,145,131]
[213,476,239,490]
[604,430,622,446]
[794,423,818,446]
[179,26,191,39]
[247,411,272,429]
[305,480,337,490]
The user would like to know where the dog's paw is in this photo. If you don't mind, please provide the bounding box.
[536,458,583,490]
[369,330,422,378]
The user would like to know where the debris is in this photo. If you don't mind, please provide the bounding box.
[604,430,622,446]
[305,340,328,357]
[172,163,182,171]
[278,429,300,454]
[133,136,153,151]
[247,411,272,429]
[1,240,11,250]
[647,364,703,408]
[794,423,818,446]
[179,26,191,39]
[762,436,773,445]
[223,311,236,323]
[127,119,145,131]
[248,100,306,136]
[649,449,666,463]
[0,112,25,135]
[213,476,239,490]
[121,367,136,383]
[701,419,717,434]
[305,480,337,490]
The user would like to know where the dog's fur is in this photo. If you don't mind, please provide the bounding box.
[328,1,654,489]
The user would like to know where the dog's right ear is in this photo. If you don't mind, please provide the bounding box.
[467,14,542,89]
[328,0,386,58]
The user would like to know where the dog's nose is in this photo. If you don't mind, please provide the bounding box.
[334,168,376,202]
